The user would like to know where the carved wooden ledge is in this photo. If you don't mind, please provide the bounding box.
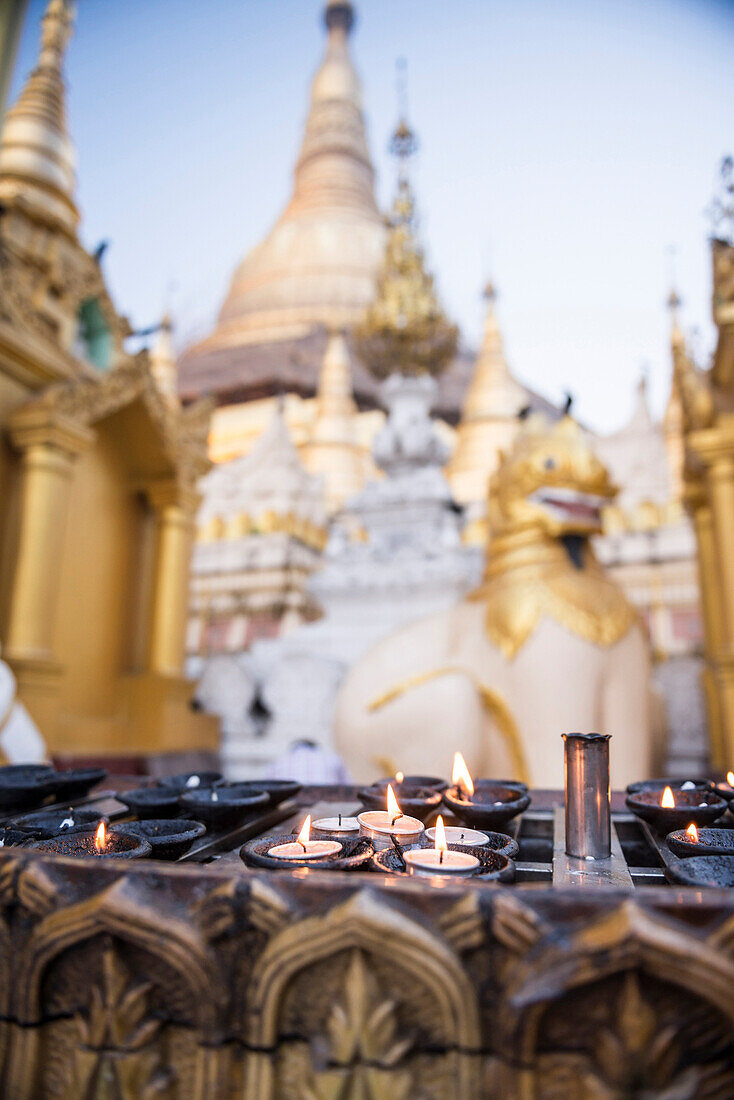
[0,849,732,1098]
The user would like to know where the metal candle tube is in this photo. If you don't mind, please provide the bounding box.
[562,732,611,860]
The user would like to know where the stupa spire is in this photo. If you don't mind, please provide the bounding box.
[289,0,377,216]
[0,0,79,234]
[302,329,367,508]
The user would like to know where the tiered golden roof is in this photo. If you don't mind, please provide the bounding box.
[353,120,457,378]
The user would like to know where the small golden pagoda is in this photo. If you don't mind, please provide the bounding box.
[675,159,734,768]
[0,0,216,758]
[300,329,372,509]
[446,283,529,541]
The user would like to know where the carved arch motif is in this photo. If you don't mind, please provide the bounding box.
[498,899,734,1099]
[244,889,481,1099]
[3,875,222,1100]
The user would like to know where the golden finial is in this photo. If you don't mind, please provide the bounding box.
[40,0,74,68]
[324,0,354,35]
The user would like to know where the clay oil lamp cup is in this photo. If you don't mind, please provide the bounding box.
[14,806,106,839]
[268,815,342,862]
[626,777,709,796]
[179,784,268,829]
[403,815,480,877]
[311,811,360,840]
[442,752,530,830]
[666,821,734,859]
[625,784,727,834]
[28,820,151,860]
[710,770,734,806]
[358,772,443,823]
[665,854,734,888]
[121,819,207,860]
[0,764,57,812]
[117,786,182,819]
[156,770,222,794]
[357,784,424,851]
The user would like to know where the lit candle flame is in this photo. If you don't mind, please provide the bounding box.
[395,771,404,784]
[686,823,698,842]
[386,783,403,824]
[452,751,474,797]
[661,786,675,808]
[434,814,448,852]
[94,821,106,853]
[297,815,311,849]
[727,771,734,787]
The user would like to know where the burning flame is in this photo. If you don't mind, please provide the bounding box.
[434,814,448,852]
[297,815,311,847]
[686,823,699,842]
[727,771,734,787]
[452,751,474,797]
[386,783,403,823]
[661,786,675,809]
[94,821,106,853]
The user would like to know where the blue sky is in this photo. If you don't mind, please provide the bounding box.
[10,0,734,431]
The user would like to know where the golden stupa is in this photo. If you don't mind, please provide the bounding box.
[180,0,386,403]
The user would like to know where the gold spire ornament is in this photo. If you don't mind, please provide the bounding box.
[353,113,457,379]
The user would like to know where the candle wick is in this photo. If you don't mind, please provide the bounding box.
[338,813,342,826]
[298,840,307,853]
[439,849,444,865]
[390,812,404,826]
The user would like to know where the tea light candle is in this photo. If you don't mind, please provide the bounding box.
[425,825,488,847]
[358,784,424,850]
[312,813,359,837]
[268,815,342,861]
[404,816,480,876]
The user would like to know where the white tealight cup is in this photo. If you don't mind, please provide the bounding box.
[267,839,342,861]
[357,810,424,851]
[403,848,480,876]
[312,816,360,838]
[424,825,489,848]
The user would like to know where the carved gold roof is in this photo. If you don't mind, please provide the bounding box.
[195,1,385,353]
[0,0,78,234]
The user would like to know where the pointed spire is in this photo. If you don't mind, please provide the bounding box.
[0,0,79,234]
[301,329,367,508]
[447,283,527,513]
[150,314,179,406]
[629,369,653,430]
[289,1,377,216]
[460,283,524,422]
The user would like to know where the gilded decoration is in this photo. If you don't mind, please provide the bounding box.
[353,120,457,379]
[471,413,638,657]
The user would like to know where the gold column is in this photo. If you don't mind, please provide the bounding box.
[147,484,199,677]
[689,493,726,765]
[707,455,734,647]
[5,419,92,664]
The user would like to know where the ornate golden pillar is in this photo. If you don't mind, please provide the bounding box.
[147,483,200,677]
[688,489,726,765]
[5,416,92,664]
[688,428,734,767]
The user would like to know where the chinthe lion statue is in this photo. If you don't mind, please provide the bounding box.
[334,413,654,789]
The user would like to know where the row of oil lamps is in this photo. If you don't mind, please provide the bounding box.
[269,752,523,876]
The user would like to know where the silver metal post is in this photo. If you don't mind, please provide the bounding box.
[562,732,611,860]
